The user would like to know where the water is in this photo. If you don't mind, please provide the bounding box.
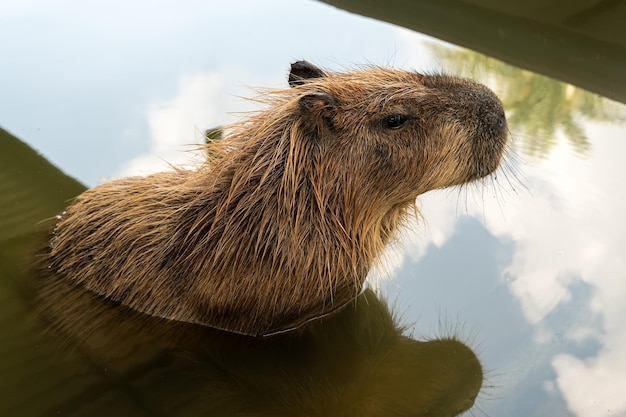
[1,1,625,416]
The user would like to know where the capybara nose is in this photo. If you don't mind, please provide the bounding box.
[471,86,508,142]
[469,88,508,178]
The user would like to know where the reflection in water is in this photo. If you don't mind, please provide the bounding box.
[0,260,483,417]
[429,44,626,157]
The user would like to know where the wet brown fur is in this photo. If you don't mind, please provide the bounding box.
[46,62,508,336]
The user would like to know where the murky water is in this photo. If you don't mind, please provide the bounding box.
[1,1,625,416]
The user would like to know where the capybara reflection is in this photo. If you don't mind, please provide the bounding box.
[45,61,508,335]
[30,272,483,417]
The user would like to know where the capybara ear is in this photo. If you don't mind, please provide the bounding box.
[299,92,336,132]
[299,92,336,126]
[289,61,326,87]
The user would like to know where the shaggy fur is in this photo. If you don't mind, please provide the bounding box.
[45,61,508,336]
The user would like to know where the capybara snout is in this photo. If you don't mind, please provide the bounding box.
[44,61,508,336]
[418,73,508,180]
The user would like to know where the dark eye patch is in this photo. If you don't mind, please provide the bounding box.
[383,114,410,130]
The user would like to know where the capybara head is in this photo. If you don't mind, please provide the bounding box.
[287,60,507,196]
[45,61,508,336]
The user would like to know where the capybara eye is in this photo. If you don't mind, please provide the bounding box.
[384,114,409,130]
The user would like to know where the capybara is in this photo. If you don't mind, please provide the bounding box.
[45,61,508,336]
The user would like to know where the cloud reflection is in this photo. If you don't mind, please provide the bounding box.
[118,71,267,178]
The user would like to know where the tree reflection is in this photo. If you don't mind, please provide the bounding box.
[430,44,626,158]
